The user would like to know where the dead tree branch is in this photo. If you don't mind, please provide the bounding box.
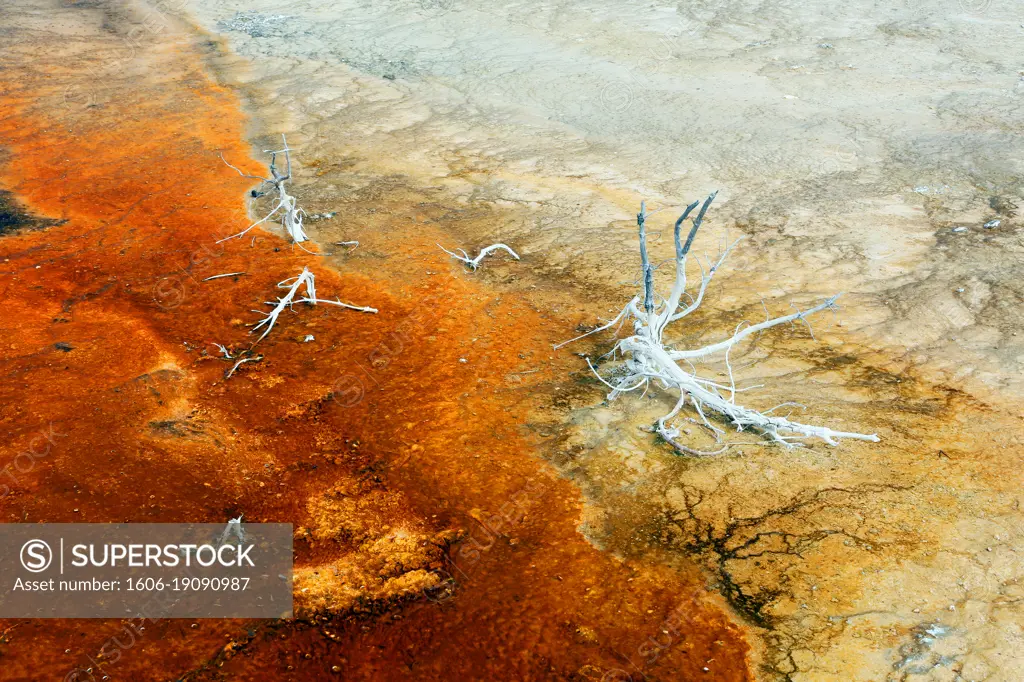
[218,134,310,245]
[438,243,520,271]
[202,272,246,281]
[225,354,263,380]
[250,267,377,343]
[557,193,879,454]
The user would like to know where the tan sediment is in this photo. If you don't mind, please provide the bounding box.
[176,1,1024,679]
[0,1,753,680]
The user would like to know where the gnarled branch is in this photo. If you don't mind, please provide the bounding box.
[218,134,310,245]
[557,193,879,455]
[438,243,520,271]
[250,267,376,343]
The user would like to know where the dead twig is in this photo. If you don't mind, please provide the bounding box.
[218,134,310,245]
[225,354,263,380]
[202,272,246,281]
[250,267,376,343]
[438,243,520,271]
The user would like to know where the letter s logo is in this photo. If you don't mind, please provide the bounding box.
[20,539,53,573]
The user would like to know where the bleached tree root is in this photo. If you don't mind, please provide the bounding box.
[559,194,879,455]
[218,134,311,245]
[251,267,377,343]
[438,243,520,271]
[225,354,263,380]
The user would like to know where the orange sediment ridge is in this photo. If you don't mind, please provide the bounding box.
[0,13,751,682]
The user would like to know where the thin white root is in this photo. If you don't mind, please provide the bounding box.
[250,267,376,343]
[212,343,234,359]
[202,272,246,281]
[295,297,378,314]
[438,242,520,271]
[218,134,311,244]
[559,194,880,456]
[553,298,637,350]
[225,354,263,379]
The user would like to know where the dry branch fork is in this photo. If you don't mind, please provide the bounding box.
[557,193,879,455]
[438,243,520,271]
[218,134,310,246]
[250,267,376,343]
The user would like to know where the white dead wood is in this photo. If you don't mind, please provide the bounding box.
[202,272,246,281]
[225,353,263,380]
[218,515,246,546]
[250,267,377,343]
[438,242,520,271]
[217,134,311,245]
[557,193,879,455]
[212,343,234,359]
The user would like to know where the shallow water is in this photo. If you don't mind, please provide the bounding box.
[1,0,1022,679]
[177,0,1024,678]
[187,0,1024,390]
[0,1,748,680]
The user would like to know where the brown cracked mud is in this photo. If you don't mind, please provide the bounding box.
[2,0,1023,680]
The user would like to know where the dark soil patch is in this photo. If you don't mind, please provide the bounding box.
[0,189,64,235]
